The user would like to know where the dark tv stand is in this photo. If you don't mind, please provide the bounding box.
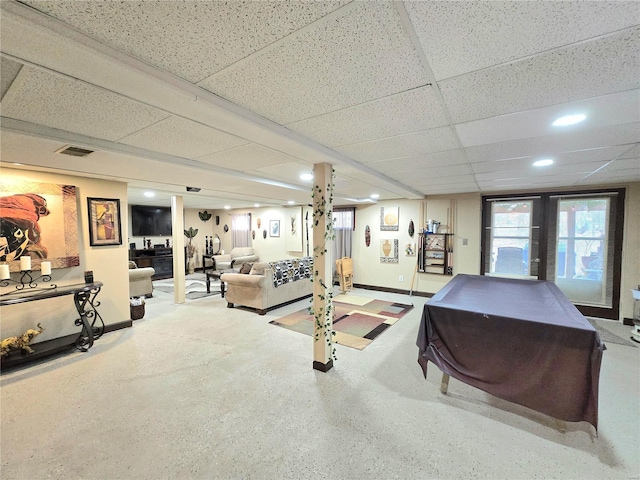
[129,248,174,280]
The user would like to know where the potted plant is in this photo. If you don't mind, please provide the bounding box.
[184,227,198,274]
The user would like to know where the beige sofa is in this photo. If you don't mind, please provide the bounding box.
[221,258,313,315]
[210,247,259,270]
[128,261,155,297]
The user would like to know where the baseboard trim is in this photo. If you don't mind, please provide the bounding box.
[623,317,635,326]
[107,320,133,332]
[1,321,133,372]
[1,333,78,371]
[313,360,333,372]
[352,283,433,298]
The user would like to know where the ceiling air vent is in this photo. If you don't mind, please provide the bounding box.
[55,145,95,157]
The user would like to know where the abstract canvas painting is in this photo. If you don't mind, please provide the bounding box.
[0,179,80,272]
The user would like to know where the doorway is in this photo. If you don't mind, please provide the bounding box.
[482,189,625,319]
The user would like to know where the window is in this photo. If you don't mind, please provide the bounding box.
[231,213,251,248]
[332,208,355,274]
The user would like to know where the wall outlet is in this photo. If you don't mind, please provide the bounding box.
[399,275,404,282]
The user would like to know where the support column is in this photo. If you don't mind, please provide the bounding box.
[312,163,334,372]
[171,195,185,304]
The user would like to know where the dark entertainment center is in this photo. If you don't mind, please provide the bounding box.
[129,247,174,280]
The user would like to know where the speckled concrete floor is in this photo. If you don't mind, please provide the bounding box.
[1,286,638,479]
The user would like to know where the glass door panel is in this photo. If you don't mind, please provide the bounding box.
[552,197,610,307]
[485,199,540,279]
[483,189,623,319]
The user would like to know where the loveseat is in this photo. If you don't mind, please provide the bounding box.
[128,261,155,297]
[221,258,313,315]
[209,247,259,270]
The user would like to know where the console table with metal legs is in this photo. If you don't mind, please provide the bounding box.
[0,281,105,366]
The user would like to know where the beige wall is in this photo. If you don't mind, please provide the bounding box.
[1,168,130,342]
[182,206,314,269]
[345,184,638,322]
[350,194,482,295]
[621,182,640,320]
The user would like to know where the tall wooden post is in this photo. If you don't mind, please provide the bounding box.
[312,163,334,372]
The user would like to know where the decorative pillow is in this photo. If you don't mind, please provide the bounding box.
[249,262,268,275]
[239,262,253,274]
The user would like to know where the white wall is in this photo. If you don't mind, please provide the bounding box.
[1,168,130,343]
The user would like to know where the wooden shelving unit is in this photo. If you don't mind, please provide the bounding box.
[418,233,454,275]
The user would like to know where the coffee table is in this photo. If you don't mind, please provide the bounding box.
[205,269,238,297]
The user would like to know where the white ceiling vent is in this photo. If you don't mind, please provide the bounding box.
[55,145,95,157]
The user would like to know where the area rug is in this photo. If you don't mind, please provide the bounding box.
[153,279,221,300]
[269,296,413,350]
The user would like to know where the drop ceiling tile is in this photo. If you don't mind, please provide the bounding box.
[249,161,315,186]
[286,85,448,147]
[580,168,640,183]
[390,165,474,182]
[475,161,608,182]
[197,144,305,172]
[606,158,640,171]
[0,57,22,101]
[619,144,640,159]
[465,123,640,164]
[440,28,640,123]
[22,0,349,83]
[367,149,468,171]
[456,90,640,148]
[336,127,459,163]
[406,2,640,80]
[479,173,588,189]
[334,181,386,199]
[1,67,168,141]
[415,183,479,195]
[119,116,247,158]
[471,146,632,174]
[405,174,477,188]
[201,2,428,124]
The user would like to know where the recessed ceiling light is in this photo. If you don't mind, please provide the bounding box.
[254,203,260,208]
[300,173,313,181]
[288,200,295,205]
[533,159,554,167]
[552,114,586,127]
[224,205,231,210]
[370,193,380,199]
[144,191,155,197]
[12,163,23,166]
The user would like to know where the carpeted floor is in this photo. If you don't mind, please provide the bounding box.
[269,294,413,350]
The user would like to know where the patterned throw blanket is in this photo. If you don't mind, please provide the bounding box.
[268,257,313,288]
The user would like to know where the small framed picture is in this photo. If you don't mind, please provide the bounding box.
[87,197,122,246]
[270,220,280,237]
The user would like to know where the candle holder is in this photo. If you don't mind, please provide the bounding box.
[0,269,57,296]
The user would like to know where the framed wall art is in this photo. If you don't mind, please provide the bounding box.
[380,206,399,231]
[380,239,399,263]
[285,207,302,252]
[270,220,280,237]
[0,179,80,271]
[87,197,122,246]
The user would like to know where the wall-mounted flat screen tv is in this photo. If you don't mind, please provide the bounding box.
[131,205,172,236]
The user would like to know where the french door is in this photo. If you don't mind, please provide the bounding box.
[482,189,625,319]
